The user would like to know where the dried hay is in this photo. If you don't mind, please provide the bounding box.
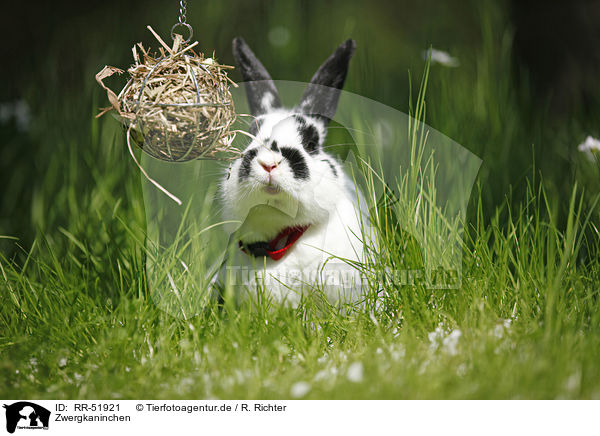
[96,26,239,162]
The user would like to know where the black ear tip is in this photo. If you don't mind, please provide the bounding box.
[344,39,357,49]
[232,37,246,52]
[341,39,357,54]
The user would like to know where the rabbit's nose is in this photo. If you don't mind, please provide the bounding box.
[258,159,279,173]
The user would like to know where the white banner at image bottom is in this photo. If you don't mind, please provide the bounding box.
[0,399,597,435]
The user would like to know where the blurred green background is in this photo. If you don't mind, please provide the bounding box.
[2,0,599,257]
[1,0,600,400]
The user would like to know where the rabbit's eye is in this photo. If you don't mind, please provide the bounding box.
[300,124,320,155]
[280,146,310,180]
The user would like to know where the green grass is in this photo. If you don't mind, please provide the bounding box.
[1,0,600,399]
[1,176,599,399]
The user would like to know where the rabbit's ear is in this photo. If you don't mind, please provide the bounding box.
[298,39,356,122]
[233,37,282,116]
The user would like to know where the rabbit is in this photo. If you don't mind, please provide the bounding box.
[219,37,372,307]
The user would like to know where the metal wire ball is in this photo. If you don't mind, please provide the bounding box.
[97,29,238,162]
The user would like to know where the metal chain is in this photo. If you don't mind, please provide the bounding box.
[171,0,193,44]
[178,0,187,25]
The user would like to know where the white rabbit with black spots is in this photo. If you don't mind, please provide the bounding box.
[220,37,371,306]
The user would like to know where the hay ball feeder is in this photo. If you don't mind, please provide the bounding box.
[97,26,239,162]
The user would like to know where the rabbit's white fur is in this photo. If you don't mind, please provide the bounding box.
[220,38,369,306]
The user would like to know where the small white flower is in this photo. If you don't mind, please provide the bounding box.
[290,381,311,398]
[493,319,513,338]
[313,369,329,382]
[578,136,600,160]
[234,369,246,384]
[428,324,447,352]
[0,99,31,131]
[565,371,581,392]
[442,330,462,356]
[58,357,68,368]
[423,48,460,67]
[390,345,405,362]
[428,325,445,347]
[346,362,364,383]
[179,377,194,390]
[429,324,462,355]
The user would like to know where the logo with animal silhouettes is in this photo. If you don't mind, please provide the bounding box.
[3,402,50,433]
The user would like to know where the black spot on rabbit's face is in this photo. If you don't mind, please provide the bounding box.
[290,114,321,155]
[239,147,258,180]
[321,158,338,177]
[280,146,309,179]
